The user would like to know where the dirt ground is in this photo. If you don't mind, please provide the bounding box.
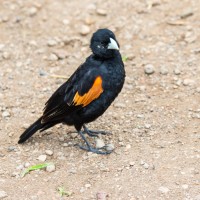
[0,0,200,199]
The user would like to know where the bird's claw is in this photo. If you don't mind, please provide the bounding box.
[75,144,112,155]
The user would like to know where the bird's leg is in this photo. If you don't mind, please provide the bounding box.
[76,131,112,155]
[82,124,111,137]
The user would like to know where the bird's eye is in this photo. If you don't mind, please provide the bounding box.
[101,41,108,46]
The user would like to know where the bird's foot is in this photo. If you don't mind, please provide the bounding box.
[83,125,111,137]
[77,131,113,155]
[76,144,112,155]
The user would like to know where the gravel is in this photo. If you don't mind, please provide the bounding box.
[48,53,58,61]
[46,164,56,172]
[47,39,58,47]
[80,25,91,35]
[144,64,155,74]
[2,111,10,118]
[45,150,53,156]
[96,9,107,16]
[160,66,168,75]
[158,186,169,193]
[95,138,105,149]
[28,7,38,16]
[105,143,115,151]
[37,155,47,162]
[0,191,7,199]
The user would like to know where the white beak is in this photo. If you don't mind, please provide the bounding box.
[107,38,119,50]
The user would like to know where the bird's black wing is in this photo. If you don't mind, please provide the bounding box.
[41,63,104,124]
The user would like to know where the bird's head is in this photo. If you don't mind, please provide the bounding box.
[90,28,120,59]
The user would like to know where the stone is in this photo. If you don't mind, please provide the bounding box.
[45,150,53,156]
[174,68,181,75]
[106,143,115,151]
[96,9,107,16]
[182,184,189,189]
[47,39,57,47]
[2,52,10,59]
[80,25,90,35]
[129,162,135,166]
[95,138,105,148]
[48,53,58,61]
[85,183,91,188]
[0,191,7,199]
[158,186,169,193]
[143,163,149,169]
[183,79,195,86]
[46,164,56,172]
[53,49,68,59]
[2,111,10,118]
[28,7,38,17]
[160,66,168,75]
[37,155,47,162]
[144,64,155,74]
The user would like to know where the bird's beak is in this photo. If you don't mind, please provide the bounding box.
[107,38,119,50]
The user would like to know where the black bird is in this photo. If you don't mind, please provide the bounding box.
[18,29,125,154]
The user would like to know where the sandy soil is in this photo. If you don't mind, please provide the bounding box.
[0,0,200,199]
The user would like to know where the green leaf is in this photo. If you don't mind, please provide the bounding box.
[122,55,128,62]
[58,186,72,197]
[21,163,53,177]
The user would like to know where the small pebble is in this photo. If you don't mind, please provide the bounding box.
[80,187,85,193]
[62,19,69,25]
[96,9,107,16]
[96,191,107,200]
[70,132,78,139]
[53,49,68,59]
[80,25,90,35]
[144,64,155,74]
[196,88,200,93]
[144,124,151,129]
[129,162,135,166]
[28,7,38,16]
[84,17,95,25]
[182,184,189,189]
[143,163,149,169]
[158,186,169,193]
[16,165,24,170]
[62,143,69,147]
[106,143,115,151]
[0,190,7,199]
[37,155,47,162]
[7,146,16,152]
[2,111,10,118]
[174,68,181,75]
[24,162,30,168]
[95,138,105,149]
[85,183,91,188]
[46,164,56,172]
[22,123,29,129]
[160,66,168,75]
[183,79,195,86]
[2,52,10,59]
[45,150,53,156]
[47,39,57,47]
[48,53,58,61]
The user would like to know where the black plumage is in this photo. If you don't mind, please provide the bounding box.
[18,28,125,154]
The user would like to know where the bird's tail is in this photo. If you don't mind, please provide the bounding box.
[18,117,43,144]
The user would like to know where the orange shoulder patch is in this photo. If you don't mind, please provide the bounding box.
[73,76,103,107]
